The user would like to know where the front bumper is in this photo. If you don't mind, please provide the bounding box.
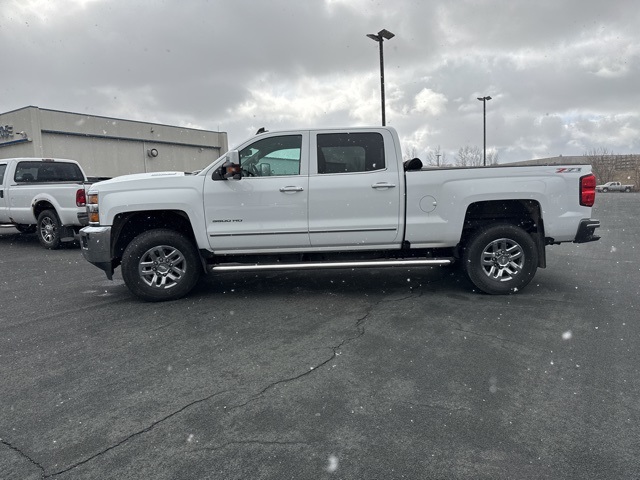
[574,218,601,243]
[80,226,114,279]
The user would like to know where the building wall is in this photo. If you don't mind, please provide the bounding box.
[0,106,228,178]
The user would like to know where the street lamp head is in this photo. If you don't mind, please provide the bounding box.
[367,29,394,42]
[477,95,492,101]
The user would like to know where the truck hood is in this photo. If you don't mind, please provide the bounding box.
[93,171,189,186]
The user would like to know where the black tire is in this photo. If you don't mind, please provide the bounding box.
[37,210,62,249]
[602,188,608,193]
[462,223,538,295]
[15,224,37,234]
[624,187,631,193]
[121,229,202,302]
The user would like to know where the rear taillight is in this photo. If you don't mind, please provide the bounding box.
[580,174,596,207]
[76,188,86,207]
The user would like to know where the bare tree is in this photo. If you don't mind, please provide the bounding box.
[456,145,483,167]
[584,147,616,183]
[425,145,448,167]
[403,145,419,161]
[486,150,499,166]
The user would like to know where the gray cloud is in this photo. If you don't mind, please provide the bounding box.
[2,0,639,162]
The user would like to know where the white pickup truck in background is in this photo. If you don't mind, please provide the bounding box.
[596,181,635,193]
[0,158,91,249]
[80,127,600,301]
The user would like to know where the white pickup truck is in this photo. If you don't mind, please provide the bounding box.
[0,158,90,249]
[596,181,635,193]
[80,127,600,301]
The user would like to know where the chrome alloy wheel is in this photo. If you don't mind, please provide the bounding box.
[480,238,525,282]
[138,245,188,289]
[39,217,57,243]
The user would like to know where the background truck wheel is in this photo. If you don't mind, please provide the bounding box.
[15,224,37,234]
[602,188,609,192]
[122,229,201,302]
[37,210,62,249]
[625,187,631,192]
[462,223,538,295]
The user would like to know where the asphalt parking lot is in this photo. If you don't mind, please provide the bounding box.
[1,193,639,480]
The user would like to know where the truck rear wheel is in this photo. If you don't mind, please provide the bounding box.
[463,223,538,294]
[121,229,201,302]
[37,210,62,249]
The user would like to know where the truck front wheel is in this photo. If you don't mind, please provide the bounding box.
[121,229,201,302]
[37,209,62,249]
[463,223,538,294]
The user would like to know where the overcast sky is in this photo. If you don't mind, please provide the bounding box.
[2,0,639,164]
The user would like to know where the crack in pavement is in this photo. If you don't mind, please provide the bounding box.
[12,302,374,478]
[44,389,233,478]
[1,437,46,479]
[230,312,369,411]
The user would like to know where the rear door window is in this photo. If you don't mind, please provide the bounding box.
[317,132,385,174]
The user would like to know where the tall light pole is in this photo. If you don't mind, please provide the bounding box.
[367,29,395,126]
[477,95,492,166]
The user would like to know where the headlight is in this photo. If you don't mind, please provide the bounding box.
[87,193,100,225]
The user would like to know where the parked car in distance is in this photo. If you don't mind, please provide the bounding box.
[0,158,95,249]
[596,181,635,193]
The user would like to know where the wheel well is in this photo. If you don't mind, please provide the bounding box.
[111,210,197,264]
[460,200,546,268]
[33,201,55,219]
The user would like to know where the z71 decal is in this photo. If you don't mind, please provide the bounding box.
[556,167,582,173]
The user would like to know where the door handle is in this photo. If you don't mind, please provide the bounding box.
[279,186,304,192]
[371,182,396,189]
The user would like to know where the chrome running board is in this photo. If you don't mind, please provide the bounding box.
[209,257,453,272]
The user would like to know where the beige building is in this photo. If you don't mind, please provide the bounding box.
[0,106,228,178]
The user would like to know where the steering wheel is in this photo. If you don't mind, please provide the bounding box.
[240,165,256,177]
[248,164,260,176]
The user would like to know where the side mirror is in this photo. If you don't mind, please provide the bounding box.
[212,151,242,180]
[259,163,271,176]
